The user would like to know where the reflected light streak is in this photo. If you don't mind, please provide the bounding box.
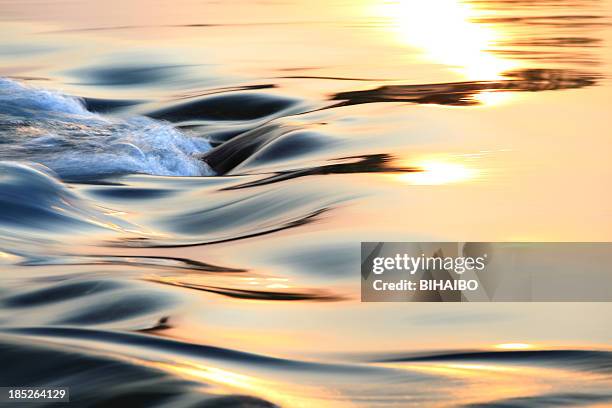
[391,362,520,378]
[473,90,513,106]
[399,159,478,185]
[0,251,20,264]
[495,343,534,350]
[151,360,344,408]
[384,361,559,405]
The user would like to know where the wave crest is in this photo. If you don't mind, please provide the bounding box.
[0,78,213,179]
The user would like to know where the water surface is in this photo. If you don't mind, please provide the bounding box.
[0,0,611,406]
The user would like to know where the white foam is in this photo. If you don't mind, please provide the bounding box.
[0,78,89,116]
[0,78,213,179]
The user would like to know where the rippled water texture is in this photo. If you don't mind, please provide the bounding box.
[0,0,611,406]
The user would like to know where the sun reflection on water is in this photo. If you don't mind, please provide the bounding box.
[494,343,534,350]
[473,90,513,106]
[376,0,518,81]
[149,360,345,408]
[399,159,479,185]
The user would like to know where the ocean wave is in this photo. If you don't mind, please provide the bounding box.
[1,327,382,374]
[0,335,279,408]
[0,161,135,234]
[0,278,180,329]
[3,327,609,407]
[372,349,612,374]
[0,78,213,180]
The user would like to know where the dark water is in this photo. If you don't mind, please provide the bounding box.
[1,0,611,406]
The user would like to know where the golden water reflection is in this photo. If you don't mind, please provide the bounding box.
[152,360,345,408]
[149,349,612,407]
[494,343,534,350]
[376,0,518,80]
[398,157,480,185]
[0,0,610,406]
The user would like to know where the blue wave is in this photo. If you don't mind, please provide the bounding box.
[0,78,213,180]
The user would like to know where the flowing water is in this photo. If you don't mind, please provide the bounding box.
[0,0,611,406]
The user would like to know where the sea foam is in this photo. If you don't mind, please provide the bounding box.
[0,78,213,180]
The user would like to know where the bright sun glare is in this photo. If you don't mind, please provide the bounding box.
[378,0,517,80]
[401,160,477,185]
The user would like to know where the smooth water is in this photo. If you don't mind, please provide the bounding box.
[0,0,611,406]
